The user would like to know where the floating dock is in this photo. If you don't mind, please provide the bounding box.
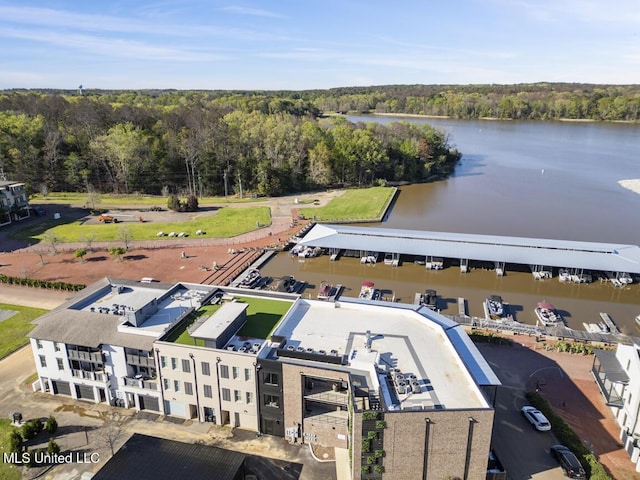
[458,298,467,316]
[599,313,620,335]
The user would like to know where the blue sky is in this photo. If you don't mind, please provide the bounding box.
[1,0,639,90]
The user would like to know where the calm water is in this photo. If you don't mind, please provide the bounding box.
[262,117,640,335]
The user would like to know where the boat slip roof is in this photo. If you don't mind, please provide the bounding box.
[270,298,499,411]
[299,224,640,273]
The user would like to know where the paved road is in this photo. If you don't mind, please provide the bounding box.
[0,346,36,417]
[478,343,567,480]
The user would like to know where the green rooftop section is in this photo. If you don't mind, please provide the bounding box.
[165,295,292,346]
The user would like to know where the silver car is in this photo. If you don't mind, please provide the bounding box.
[521,406,551,431]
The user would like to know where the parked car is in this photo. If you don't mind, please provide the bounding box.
[550,445,586,478]
[521,406,551,431]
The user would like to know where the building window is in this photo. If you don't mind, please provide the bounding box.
[244,368,251,381]
[201,362,211,376]
[163,379,169,390]
[264,372,278,386]
[56,358,64,370]
[232,366,239,379]
[220,365,229,379]
[36,340,43,349]
[182,359,191,373]
[203,385,212,398]
[161,356,167,368]
[222,388,231,402]
[264,394,279,408]
[246,392,254,404]
[171,358,177,370]
[39,355,47,368]
[185,382,193,395]
[234,390,241,402]
[174,380,180,392]
[54,342,61,352]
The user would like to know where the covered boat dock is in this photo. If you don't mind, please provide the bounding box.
[297,224,640,280]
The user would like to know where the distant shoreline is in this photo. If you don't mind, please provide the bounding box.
[328,111,639,124]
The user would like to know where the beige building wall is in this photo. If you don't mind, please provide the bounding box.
[354,409,494,480]
[155,342,259,431]
[281,362,350,449]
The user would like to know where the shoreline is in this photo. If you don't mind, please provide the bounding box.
[331,111,640,124]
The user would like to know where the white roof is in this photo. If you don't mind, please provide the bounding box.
[300,224,640,273]
[190,302,248,340]
[271,298,498,410]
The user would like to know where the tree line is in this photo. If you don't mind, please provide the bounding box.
[0,91,460,197]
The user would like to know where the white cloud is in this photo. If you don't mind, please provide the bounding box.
[0,27,226,62]
[220,6,285,18]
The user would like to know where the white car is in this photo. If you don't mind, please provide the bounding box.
[521,406,551,431]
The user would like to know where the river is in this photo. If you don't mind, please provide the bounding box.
[260,117,640,336]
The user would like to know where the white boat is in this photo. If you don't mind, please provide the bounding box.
[558,269,571,282]
[486,295,504,319]
[535,301,564,327]
[636,315,640,329]
[359,281,375,300]
[420,289,438,310]
[384,253,393,265]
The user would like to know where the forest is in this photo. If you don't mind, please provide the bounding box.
[2,82,638,197]
[0,91,460,197]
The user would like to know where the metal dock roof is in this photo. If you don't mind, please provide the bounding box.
[299,224,640,274]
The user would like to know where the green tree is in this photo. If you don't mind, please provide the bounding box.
[45,415,58,434]
[108,247,127,262]
[74,248,87,262]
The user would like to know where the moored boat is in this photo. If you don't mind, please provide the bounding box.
[421,289,438,310]
[636,315,640,328]
[317,281,332,300]
[535,301,564,327]
[558,268,571,282]
[359,281,375,300]
[486,295,504,319]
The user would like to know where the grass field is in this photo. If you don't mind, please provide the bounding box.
[0,418,21,480]
[0,304,48,360]
[298,186,396,222]
[167,296,292,346]
[10,207,271,243]
[30,192,264,206]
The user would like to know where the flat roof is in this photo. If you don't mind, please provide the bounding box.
[299,224,640,273]
[30,278,215,350]
[190,302,248,340]
[270,298,498,410]
[93,434,245,480]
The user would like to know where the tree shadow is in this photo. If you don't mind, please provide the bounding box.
[124,254,148,261]
[86,256,108,262]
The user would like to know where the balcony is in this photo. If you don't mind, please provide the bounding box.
[123,376,158,391]
[71,369,106,382]
[303,410,348,427]
[68,350,103,363]
[304,385,348,406]
[126,354,156,368]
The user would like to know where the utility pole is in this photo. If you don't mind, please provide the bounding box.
[223,170,228,200]
[238,173,243,199]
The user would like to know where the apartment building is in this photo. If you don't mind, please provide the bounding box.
[30,277,500,479]
[0,180,29,226]
[592,342,640,472]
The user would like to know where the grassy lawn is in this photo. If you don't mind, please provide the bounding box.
[30,192,265,206]
[299,186,396,222]
[10,207,271,243]
[166,296,292,345]
[0,419,21,480]
[235,296,293,339]
[0,304,48,359]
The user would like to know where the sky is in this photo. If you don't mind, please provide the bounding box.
[1,0,639,90]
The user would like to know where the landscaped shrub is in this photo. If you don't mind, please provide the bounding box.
[0,274,85,291]
[47,438,60,455]
[8,430,22,453]
[45,415,58,434]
